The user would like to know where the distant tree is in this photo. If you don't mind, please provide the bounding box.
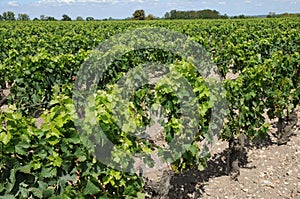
[18,13,30,21]
[47,16,57,21]
[279,13,300,17]
[163,9,226,19]
[169,10,177,19]
[222,14,229,19]
[267,12,276,18]
[266,12,299,18]
[8,11,16,21]
[239,15,250,18]
[33,17,39,21]
[2,12,7,20]
[146,14,155,20]
[62,14,72,21]
[3,11,16,21]
[40,15,46,20]
[86,16,94,21]
[164,12,170,19]
[76,16,84,21]
[40,15,56,21]
[132,9,145,20]
[0,14,3,21]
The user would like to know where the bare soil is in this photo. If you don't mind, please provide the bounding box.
[146,108,300,199]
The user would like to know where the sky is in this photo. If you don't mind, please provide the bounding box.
[0,0,299,19]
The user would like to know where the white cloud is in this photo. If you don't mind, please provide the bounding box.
[77,0,115,2]
[37,0,149,4]
[218,1,226,5]
[38,0,75,4]
[63,0,75,3]
[153,0,159,5]
[8,1,20,6]
[36,0,119,6]
[274,0,300,3]
[244,0,251,3]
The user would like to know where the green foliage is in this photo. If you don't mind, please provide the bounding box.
[2,11,15,21]
[132,10,146,20]
[0,18,299,198]
[62,14,72,21]
[0,85,144,198]
[17,14,30,21]
[86,17,94,21]
[164,9,228,19]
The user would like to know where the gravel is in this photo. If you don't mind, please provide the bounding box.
[146,107,300,199]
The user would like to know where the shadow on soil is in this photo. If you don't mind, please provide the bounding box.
[167,149,229,199]
[145,115,299,199]
[167,131,298,199]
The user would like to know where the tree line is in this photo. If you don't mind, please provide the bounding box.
[0,10,151,21]
[164,9,228,19]
[0,10,298,21]
[0,11,30,21]
[267,12,300,18]
[0,11,96,21]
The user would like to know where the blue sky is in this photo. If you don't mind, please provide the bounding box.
[0,0,299,19]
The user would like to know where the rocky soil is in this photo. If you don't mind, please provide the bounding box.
[145,107,300,199]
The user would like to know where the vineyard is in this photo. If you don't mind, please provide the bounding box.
[0,18,299,198]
